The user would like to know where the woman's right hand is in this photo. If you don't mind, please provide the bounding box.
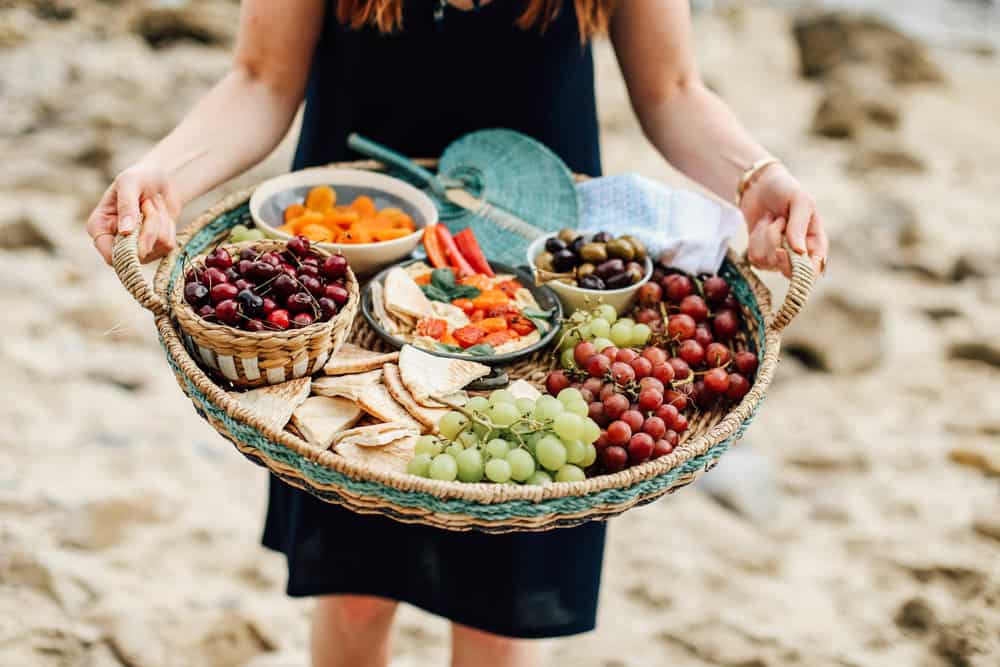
[86,162,181,265]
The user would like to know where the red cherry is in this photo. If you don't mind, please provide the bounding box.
[204,247,233,270]
[292,312,315,328]
[725,373,751,400]
[662,274,694,303]
[324,283,350,306]
[210,283,239,304]
[261,298,277,317]
[667,314,697,340]
[266,309,290,330]
[184,282,209,307]
[734,351,758,376]
[297,263,320,279]
[272,274,298,299]
[215,299,240,325]
[245,318,265,332]
[238,259,255,276]
[712,309,740,340]
[705,343,731,367]
[703,276,730,305]
[321,255,349,280]
[286,292,314,314]
[287,236,311,257]
[299,275,324,297]
[318,297,339,320]
[196,304,215,321]
[202,267,228,287]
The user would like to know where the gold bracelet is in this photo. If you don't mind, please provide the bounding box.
[736,156,781,205]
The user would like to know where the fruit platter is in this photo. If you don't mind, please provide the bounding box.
[112,159,815,532]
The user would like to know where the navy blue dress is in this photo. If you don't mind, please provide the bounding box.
[263,0,606,638]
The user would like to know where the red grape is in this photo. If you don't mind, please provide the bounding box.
[588,402,609,427]
[638,376,665,394]
[668,358,691,382]
[586,353,611,378]
[594,431,610,450]
[672,414,688,433]
[642,416,667,440]
[628,433,654,463]
[546,370,571,396]
[582,377,604,396]
[606,420,632,446]
[600,446,628,472]
[664,390,688,411]
[652,439,673,458]
[679,295,708,322]
[641,347,667,366]
[637,388,663,412]
[712,309,740,340]
[621,410,644,433]
[637,281,663,306]
[652,362,675,385]
[678,340,705,366]
[602,394,629,420]
[635,308,661,325]
[578,387,594,403]
[615,348,639,363]
[705,342,731,367]
[734,351,758,376]
[574,341,597,367]
[600,346,619,361]
[725,373,751,400]
[667,314,697,340]
[703,276,730,305]
[722,295,740,312]
[599,383,619,401]
[610,362,635,384]
[630,357,652,379]
[655,403,679,425]
[694,325,714,348]
[662,274,694,303]
[704,367,730,394]
[664,429,680,447]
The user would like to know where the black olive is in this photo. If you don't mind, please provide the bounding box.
[579,274,606,290]
[551,249,578,273]
[545,237,567,253]
[594,258,625,279]
[605,272,632,290]
[569,236,585,254]
[592,231,612,243]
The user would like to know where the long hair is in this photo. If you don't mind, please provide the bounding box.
[335,0,618,40]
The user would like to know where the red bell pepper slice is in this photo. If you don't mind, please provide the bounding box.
[453,228,494,277]
[435,225,476,278]
[423,225,449,269]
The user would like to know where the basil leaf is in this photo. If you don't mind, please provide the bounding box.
[464,344,496,356]
[521,307,556,334]
[421,285,452,303]
[434,343,465,354]
[449,285,481,300]
[431,268,455,291]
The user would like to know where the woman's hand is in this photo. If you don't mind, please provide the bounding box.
[739,163,828,278]
[86,162,181,265]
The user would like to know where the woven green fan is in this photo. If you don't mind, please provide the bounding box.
[347,130,580,266]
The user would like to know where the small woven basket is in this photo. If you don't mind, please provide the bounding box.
[116,218,358,389]
[113,160,815,532]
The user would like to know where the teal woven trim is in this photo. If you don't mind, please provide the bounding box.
[164,210,767,523]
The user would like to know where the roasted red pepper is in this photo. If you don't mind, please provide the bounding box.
[454,228,494,277]
[423,225,449,269]
[435,225,476,278]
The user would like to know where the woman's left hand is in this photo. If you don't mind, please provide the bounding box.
[739,163,828,278]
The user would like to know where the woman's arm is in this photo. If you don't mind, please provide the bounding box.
[610,0,828,276]
[86,0,326,264]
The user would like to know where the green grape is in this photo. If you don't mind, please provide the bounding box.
[407,453,433,477]
[472,423,491,441]
[591,337,614,353]
[515,397,536,417]
[458,431,480,448]
[534,396,564,421]
[524,432,541,455]
[557,387,583,405]
[564,439,586,465]
[489,402,519,427]
[228,224,250,241]
[488,389,514,405]
[610,321,635,347]
[560,328,584,351]
[564,399,589,417]
[580,443,597,468]
[560,347,577,369]
[485,438,511,460]
[536,435,568,471]
[467,396,490,413]
[588,317,611,340]
[556,464,586,482]
[526,470,553,486]
[596,304,618,324]
[244,229,265,241]
[485,458,513,483]
[445,443,465,458]
[630,323,652,346]
[580,418,601,445]
[617,317,636,328]
[552,412,583,442]
[506,448,536,482]
[429,453,458,481]
[438,411,468,440]
[415,435,443,457]
[577,322,592,341]
[456,448,485,482]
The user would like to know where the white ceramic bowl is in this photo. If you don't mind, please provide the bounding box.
[526,233,653,316]
[249,167,437,276]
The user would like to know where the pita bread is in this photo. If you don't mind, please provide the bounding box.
[398,345,490,407]
[312,369,383,400]
[291,396,363,449]
[382,363,449,432]
[334,434,417,474]
[333,421,421,448]
[369,281,399,334]
[324,343,399,376]
[354,383,422,430]
[229,377,311,434]
[508,379,542,401]
[384,267,433,321]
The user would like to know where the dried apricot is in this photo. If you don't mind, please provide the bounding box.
[305,185,336,212]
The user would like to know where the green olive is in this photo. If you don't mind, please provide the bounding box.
[625,261,644,284]
[606,238,635,262]
[622,235,647,261]
[557,228,578,244]
[579,242,608,263]
[534,251,554,272]
[577,262,596,280]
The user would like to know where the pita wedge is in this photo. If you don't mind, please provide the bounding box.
[508,379,542,401]
[312,369,383,400]
[291,396,363,449]
[369,281,399,334]
[354,383,422,430]
[384,267,433,321]
[335,434,417,475]
[229,377,311,434]
[324,343,400,376]
[333,421,421,448]
[382,363,449,433]
[399,345,490,407]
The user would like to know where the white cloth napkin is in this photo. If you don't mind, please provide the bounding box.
[577,173,741,275]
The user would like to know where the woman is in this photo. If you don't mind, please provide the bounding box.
[87,1,828,665]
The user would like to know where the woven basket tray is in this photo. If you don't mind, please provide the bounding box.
[113,160,815,532]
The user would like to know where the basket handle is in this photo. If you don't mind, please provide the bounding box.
[111,222,167,316]
[765,240,817,333]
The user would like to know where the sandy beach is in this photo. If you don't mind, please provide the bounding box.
[1,2,998,665]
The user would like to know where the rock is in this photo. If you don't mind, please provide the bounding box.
[848,130,926,174]
[58,494,175,550]
[697,445,779,522]
[894,597,935,635]
[0,192,83,253]
[933,616,993,666]
[811,65,900,139]
[131,3,237,49]
[792,12,944,84]
[971,516,1000,543]
[949,339,1000,369]
[190,610,277,667]
[948,444,1000,476]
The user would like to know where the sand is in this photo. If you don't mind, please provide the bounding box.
[1,2,998,666]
